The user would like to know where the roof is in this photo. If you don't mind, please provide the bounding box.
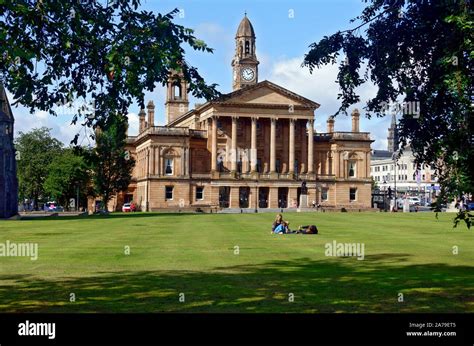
[236,15,255,38]
[371,150,392,160]
[216,80,320,108]
[0,84,13,123]
[167,80,320,127]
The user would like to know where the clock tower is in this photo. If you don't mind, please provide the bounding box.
[232,14,259,91]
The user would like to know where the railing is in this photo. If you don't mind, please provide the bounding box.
[210,171,337,181]
[189,129,207,138]
[191,173,211,179]
[135,126,207,140]
[330,132,371,140]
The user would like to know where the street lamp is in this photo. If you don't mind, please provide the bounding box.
[254,179,258,213]
[392,153,398,202]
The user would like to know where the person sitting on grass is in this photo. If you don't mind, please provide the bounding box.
[296,225,319,234]
[271,214,290,234]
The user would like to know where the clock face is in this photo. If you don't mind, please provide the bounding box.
[241,67,255,81]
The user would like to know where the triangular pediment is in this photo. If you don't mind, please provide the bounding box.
[217,80,320,108]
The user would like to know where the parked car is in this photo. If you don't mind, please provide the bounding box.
[407,197,421,206]
[122,203,132,212]
[467,201,474,211]
[44,202,64,212]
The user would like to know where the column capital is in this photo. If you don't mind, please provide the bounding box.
[289,118,296,124]
[232,115,239,121]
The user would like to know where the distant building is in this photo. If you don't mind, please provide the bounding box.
[99,15,374,212]
[0,84,18,218]
[370,114,439,203]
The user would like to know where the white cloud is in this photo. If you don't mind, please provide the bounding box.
[267,57,390,149]
[127,112,139,136]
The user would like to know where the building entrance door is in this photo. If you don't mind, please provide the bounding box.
[278,187,288,208]
[259,187,269,208]
[219,187,230,208]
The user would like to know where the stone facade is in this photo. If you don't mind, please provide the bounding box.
[106,16,374,212]
[0,84,18,218]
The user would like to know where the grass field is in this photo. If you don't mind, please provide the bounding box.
[0,212,473,313]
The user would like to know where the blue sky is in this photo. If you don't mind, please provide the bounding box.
[8,0,392,149]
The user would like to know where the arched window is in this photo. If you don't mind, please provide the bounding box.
[348,161,356,177]
[245,41,250,55]
[173,84,182,100]
[163,148,179,176]
[165,158,173,175]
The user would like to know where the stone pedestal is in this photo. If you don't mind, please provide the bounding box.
[403,199,410,212]
[299,194,308,209]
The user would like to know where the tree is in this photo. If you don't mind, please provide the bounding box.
[0,0,220,142]
[14,127,62,209]
[43,148,90,210]
[88,114,134,211]
[303,0,473,228]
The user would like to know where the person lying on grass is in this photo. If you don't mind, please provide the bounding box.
[296,224,318,234]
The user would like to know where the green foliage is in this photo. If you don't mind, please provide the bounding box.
[43,148,90,209]
[0,0,220,143]
[303,0,473,228]
[14,127,62,208]
[88,114,134,208]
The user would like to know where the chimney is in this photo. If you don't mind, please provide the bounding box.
[351,108,360,132]
[138,108,146,133]
[327,116,335,133]
[147,100,155,128]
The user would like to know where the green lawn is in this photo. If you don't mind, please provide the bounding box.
[0,212,473,313]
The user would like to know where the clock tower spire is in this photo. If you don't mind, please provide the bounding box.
[232,14,259,91]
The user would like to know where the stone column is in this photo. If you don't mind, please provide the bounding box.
[307,119,314,174]
[251,117,257,173]
[211,117,217,172]
[231,116,238,172]
[270,118,276,174]
[289,118,295,174]
[229,186,240,208]
[150,146,155,175]
[288,187,298,208]
[269,187,279,208]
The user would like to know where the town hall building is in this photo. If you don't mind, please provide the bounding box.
[108,15,374,212]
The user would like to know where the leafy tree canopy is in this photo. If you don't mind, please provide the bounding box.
[87,113,134,209]
[14,127,63,207]
[0,0,220,141]
[43,147,90,209]
[303,0,473,228]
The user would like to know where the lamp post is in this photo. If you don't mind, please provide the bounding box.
[254,180,258,213]
[392,153,398,207]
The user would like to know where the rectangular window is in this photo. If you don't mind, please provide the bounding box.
[321,188,328,201]
[196,187,204,200]
[165,186,173,200]
[165,158,173,175]
[349,188,357,201]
